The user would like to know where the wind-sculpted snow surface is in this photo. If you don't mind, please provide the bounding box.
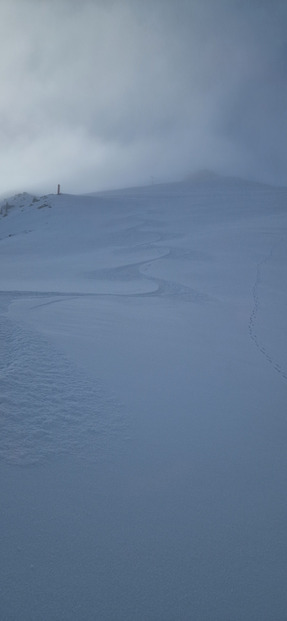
[0,297,126,465]
[1,177,287,620]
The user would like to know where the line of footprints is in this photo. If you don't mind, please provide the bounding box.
[248,243,287,381]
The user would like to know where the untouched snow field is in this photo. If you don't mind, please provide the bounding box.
[1,177,287,619]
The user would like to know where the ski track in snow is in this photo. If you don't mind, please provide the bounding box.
[105,216,287,371]
[0,300,127,466]
[248,238,287,381]
[0,225,208,467]
[84,214,211,302]
[1,185,286,468]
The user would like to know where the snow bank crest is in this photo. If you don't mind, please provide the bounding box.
[0,192,52,217]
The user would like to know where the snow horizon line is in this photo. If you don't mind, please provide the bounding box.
[1,169,287,202]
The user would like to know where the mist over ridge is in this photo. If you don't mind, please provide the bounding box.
[0,0,286,196]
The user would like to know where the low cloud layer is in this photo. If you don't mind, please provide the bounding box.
[1,0,286,195]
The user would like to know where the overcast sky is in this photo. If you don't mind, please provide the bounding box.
[0,0,286,195]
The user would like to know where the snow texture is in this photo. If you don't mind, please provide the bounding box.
[1,177,287,619]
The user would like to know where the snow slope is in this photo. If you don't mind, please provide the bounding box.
[1,177,287,619]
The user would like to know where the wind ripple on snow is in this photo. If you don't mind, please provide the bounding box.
[0,314,127,465]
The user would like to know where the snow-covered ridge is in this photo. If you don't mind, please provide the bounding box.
[1,174,287,619]
[0,192,52,217]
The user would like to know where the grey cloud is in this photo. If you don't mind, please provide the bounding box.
[0,0,286,194]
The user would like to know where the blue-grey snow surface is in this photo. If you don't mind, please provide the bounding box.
[1,177,287,620]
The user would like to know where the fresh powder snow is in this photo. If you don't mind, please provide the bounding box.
[1,176,287,620]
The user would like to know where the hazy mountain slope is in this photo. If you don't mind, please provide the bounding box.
[1,177,287,620]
